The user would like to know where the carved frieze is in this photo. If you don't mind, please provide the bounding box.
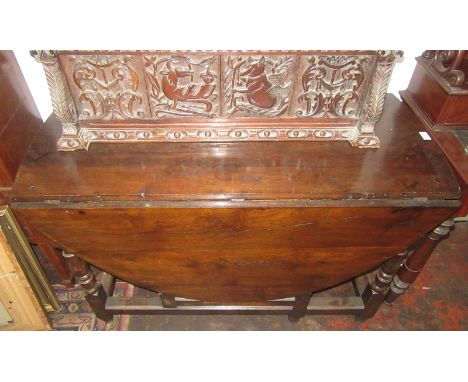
[54,126,368,151]
[32,50,403,150]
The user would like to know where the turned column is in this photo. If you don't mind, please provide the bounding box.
[384,219,454,304]
[359,250,410,319]
[62,252,113,322]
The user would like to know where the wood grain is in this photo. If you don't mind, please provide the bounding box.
[14,205,455,302]
[0,51,41,188]
[11,95,460,202]
[11,95,461,303]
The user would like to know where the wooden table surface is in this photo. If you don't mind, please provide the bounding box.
[9,95,461,305]
[11,94,460,204]
[424,128,468,216]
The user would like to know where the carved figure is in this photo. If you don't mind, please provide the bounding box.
[145,55,218,117]
[160,61,215,112]
[236,57,278,108]
[225,55,294,116]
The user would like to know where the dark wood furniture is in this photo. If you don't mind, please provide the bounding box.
[401,50,468,130]
[413,129,468,217]
[0,51,72,285]
[401,51,468,217]
[0,51,40,199]
[10,95,460,321]
[32,50,402,150]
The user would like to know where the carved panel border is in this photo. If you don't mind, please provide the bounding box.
[56,125,379,150]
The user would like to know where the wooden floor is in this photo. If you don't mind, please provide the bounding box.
[125,221,468,330]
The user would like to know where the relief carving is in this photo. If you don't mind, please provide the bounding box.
[144,55,218,117]
[30,50,77,124]
[296,55,374,118]
[68,55,146,120]
[361,51,403,130]
[422,50,466,88]
[223,55,295,117]
[32,51,402,151]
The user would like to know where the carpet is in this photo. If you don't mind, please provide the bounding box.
[49,282,133,331]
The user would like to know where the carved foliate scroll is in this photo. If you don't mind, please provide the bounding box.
[422,50,467,89]
[60,54,148,120]
[294,55,375,118]
[32,50,402,151]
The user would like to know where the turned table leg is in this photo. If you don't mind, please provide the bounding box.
[384,219,454,305]
[62,252,113,322]
[359,250,410,319]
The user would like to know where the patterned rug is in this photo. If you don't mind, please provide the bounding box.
[49,282,133,331]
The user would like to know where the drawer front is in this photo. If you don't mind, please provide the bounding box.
[14,205,455,302]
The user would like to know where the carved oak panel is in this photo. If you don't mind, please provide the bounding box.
[222,54,296,117]
[293,54,376,118]
[144,54,220,118]
[59,54,150,120]
[32,50,402,150]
